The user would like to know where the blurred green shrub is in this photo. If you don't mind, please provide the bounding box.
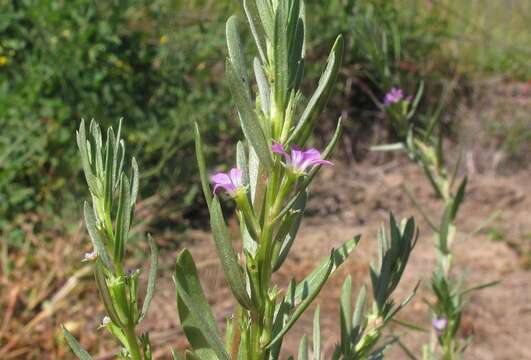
[0,0,527,237]
[0,0,237,231]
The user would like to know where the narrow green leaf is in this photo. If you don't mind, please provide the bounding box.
[370,143,405,152]
[352,284,367,340]
[451,176,467,220]
[255,0,274,40]
[130,157,139,208]
[90,120,104,178]
[194,123,213,208]
[273,190,307,271]
[391,318,428,333]
[227,16,250,96]
[243,0,267,63]
[289,35,344,146]
[267,255,333,349]
[294,235,360,303]
[139,234,158,322]
[460,280,500,296]
[114,175,131,263]
[438,204,453,254]
[298,335,308,360]
[77,120,98,195]
[273,1,289,111]
[313,305,321,360]
[83,202,112,269]
[254,57,271,116]
[62,326,93,360]
[103,128,113,213]
[174,249,229,360]
[340,275,352,357]
[93,262,124,327]
[269,236,360,349]
[236,141,249,187]
[210,198,253,309]
[227,61,273,168]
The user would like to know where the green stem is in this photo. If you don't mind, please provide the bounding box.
[124,324,142,360]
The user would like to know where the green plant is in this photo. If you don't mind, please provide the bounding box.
[63,120,158,359]
[375,87,497,359]
[63,1,419,358]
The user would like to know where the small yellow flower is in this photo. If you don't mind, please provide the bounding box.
[159,35,168,45]
[0,56,7,66]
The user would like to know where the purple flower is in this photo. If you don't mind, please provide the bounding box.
[272,142,333,174]
[211,168,244,196]
[384,87,406,106]
[83,250,97,262]
[432,317,448,336]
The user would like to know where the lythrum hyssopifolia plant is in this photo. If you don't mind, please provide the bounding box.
[63,119,158,360]
[375,87,497,359]
[63,1,420,359]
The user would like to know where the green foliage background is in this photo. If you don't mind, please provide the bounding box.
[1,0,529,242]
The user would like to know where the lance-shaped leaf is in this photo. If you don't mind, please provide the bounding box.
[210,198,253,309]
[340,275,353,357]
[130,157,139,208]
[273,190,307,271]
[174,249,229,360]
[273,0,290,111]
[298,335,308,360]
[83,201,112,269]
[289,35,344,146]
[294,235,360,303]
[114,174,131,263]
[103,128,114,213]
[268,258,333,349]
[255,0,274,40]
[194,123,213,208]
[236,141,250,187]
[438,204,453,255]
[268,235,360,348]
[254,57,271,115]
[313,305,321,360]
[227,16,250,96]
[243,0,267,63]
[139,234,158,322]
[227,60,273,168]
[76,120,98,195]
[450,176,467,220]
[62,326,93,360]
[94,262,124,327]
[248,144,267,209]
[351,284,368,341]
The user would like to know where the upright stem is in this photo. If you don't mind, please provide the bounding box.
[124,324,142,360]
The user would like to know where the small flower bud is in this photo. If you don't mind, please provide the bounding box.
[83,250,97,262]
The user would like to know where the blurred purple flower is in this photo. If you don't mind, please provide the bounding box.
[83,250,97,262]
[211,168,243,196]
[384,87,404,105]
[272,142,332,173]
[432,317,448,336]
